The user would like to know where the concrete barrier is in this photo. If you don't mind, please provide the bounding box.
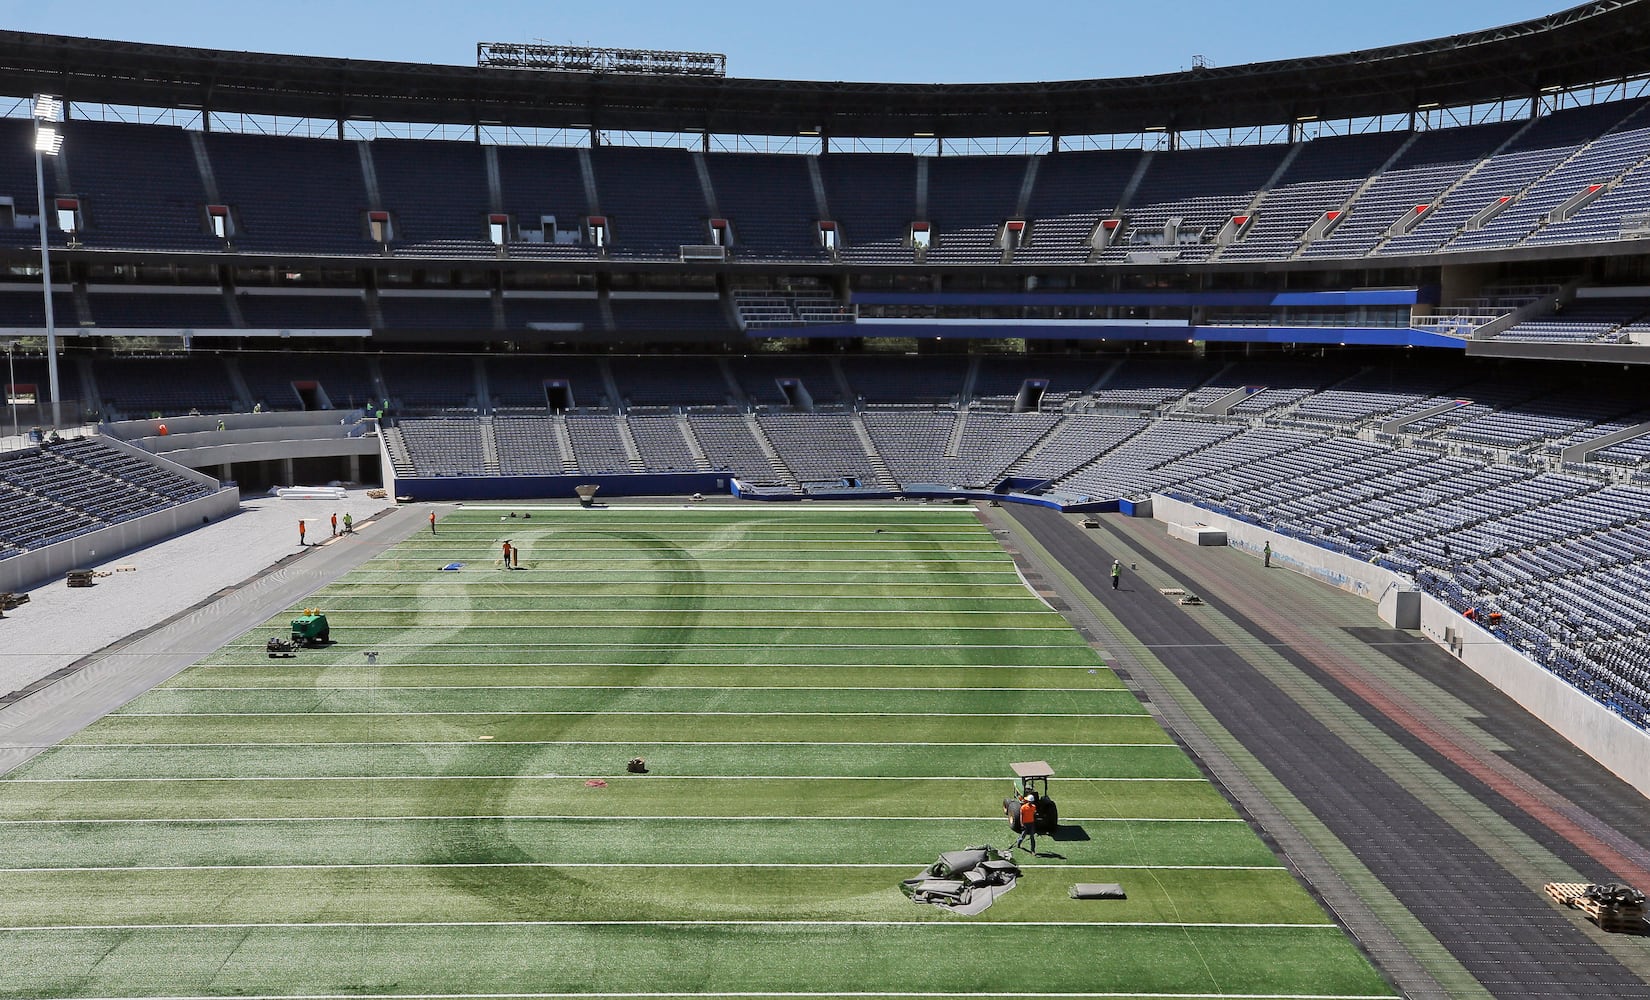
[1152,491,1650,798]
[1150,493,1401,603]
[1419,592,1650,798]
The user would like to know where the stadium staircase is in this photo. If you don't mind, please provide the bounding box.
[1291,132,1421,259]
[1209,141,1306,262]
[551,415,579,474]
[742,412,800,490]
[478,417,502,475]
[676,413,711,468]
[1368,115,1540,257]
[848,412,895,487]
[615,415,647,472]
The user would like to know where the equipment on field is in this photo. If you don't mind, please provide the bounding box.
[266,636,297,658]
[901,846,1021,915]
[575,484,600,507]
[1004,760,1059,834]
[290,612,331,647]
[65,569,96,588]
[627,757,648,773]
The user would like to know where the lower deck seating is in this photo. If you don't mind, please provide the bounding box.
[0,436,214,553]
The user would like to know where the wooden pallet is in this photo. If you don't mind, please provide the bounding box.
[1545,881,1589,906]
[1545,882,1649,934]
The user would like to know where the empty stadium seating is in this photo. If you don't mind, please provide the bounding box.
[0,435,213,554]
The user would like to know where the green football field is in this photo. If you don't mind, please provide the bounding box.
[0,505,1395,1000]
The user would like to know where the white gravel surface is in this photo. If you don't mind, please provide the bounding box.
[0,490,400,697]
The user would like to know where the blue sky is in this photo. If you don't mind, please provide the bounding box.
[19,1,1570,83]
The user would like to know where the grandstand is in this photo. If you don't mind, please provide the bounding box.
[6,4,1650,998]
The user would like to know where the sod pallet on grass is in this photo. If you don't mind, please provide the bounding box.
[0,505,1395,999]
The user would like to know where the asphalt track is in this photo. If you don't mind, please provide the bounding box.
[1003,505,1650,1000]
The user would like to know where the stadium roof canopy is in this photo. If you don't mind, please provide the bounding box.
[1,2,1648,138]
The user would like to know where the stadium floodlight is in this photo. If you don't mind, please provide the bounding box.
[33,126,62,155]
[31,93,63,428]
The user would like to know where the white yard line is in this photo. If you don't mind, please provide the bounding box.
[180,664,1115,672]
[110,711,1148,718]
[0,995,1398,1000]
[4,775,1204,784]
[53,740,1178,748]
[155,685,1115,692]
[0,918,1333,930]
[0,815,1244,826]
[0,862,1282,873]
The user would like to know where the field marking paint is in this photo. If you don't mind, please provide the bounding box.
[0,815,1243,826]
[155,685,1115,693]
[111,712,1147,721]
[317,581,1030,588]
[0,918,1334,930]
[0,862,1284,873]
[55,740,1177,749]
[182,664,1116,673]
[229,624,1076,632]
[222,643,1086,651]
[254,609,1057,617]
[9,993,1398,1000]
[4,775,1203,785]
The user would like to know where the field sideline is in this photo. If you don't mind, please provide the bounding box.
[0,505,1395,999]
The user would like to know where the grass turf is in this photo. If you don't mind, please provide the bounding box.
[0,506,1394,999]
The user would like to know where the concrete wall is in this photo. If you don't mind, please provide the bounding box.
[398,472,732,502]
[1418,593,1650,798]
[0,486,240,593]
[150,436,382,469]
[1151,493,1402,602]
[1151,492,1650,799]
[105,410,365,439]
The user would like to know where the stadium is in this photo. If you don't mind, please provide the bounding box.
[4,2,1650,997]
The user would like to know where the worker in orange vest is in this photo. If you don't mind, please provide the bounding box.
[330,512,338,537]
[502,540,512,570]
[1013,793,1039,854]
[298,519,306,547]
[429,511,437,534]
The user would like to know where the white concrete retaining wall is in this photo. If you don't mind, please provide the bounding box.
[1418,593,1650,798]
[1151,492,1650,799]
[1151,494,1401,601]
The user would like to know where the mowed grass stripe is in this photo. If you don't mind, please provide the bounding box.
[199,646,1106,667]
[158,666,1121,691]
[289,599,1054,612]
[65,713,1171,746]
[0,924,1396,998]
[314,580,1037,591]
[0,817,1280,870]
[0,775,1236,821]
[9,743,1194,781]
[0,865,1323,926]
[162,665,1118,689]
[115,688,1143,716]
[225,629,1089,649]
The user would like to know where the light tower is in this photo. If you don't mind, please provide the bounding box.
[32,94,63,428]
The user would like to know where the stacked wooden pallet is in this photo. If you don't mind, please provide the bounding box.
[1545,882,1649,934]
